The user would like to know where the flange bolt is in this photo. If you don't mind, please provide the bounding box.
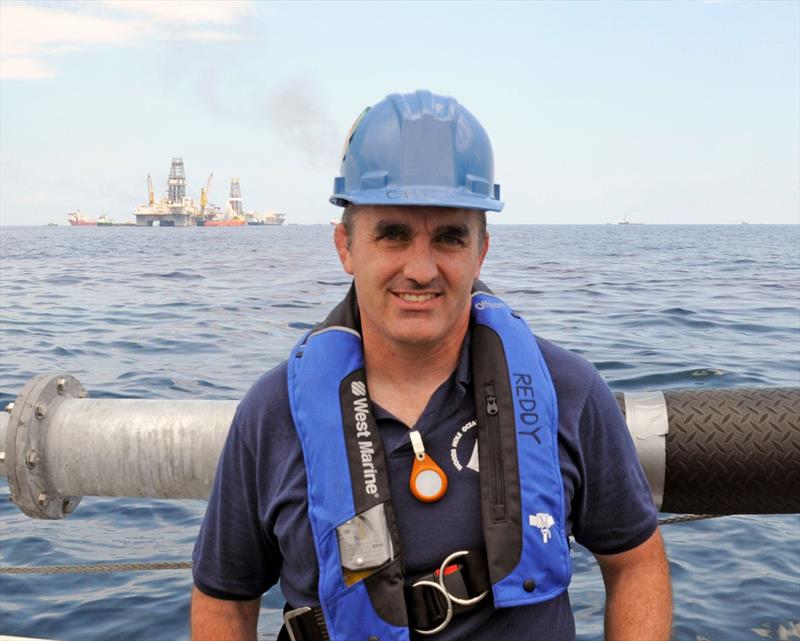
[37,492,48,507]
[35,403,47,419]
[62,498,76,515]
[4,402,14,413]
[57,378,67,395]
[25,450,39,469]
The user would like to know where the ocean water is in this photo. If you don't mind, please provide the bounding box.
[0,223,798,641]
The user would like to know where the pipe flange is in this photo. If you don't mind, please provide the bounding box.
[6,374,85,519]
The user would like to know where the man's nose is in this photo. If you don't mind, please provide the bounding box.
[402,240,438,285]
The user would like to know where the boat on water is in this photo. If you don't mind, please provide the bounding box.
[246,211,286,226]
[67,211,96,226]
[204,217,247,227]
[96,215,114,226]
[618,213,642,225]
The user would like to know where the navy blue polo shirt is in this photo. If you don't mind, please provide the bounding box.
[193,335,657,641]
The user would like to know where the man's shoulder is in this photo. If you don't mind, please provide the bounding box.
[232,360,293,447]
[239,359,290,411]
[535,335,602,399]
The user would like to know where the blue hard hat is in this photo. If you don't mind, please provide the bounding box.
[330,90,503,212]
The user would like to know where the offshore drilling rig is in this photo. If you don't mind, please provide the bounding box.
[134,158,201,227]
[134,159,284,227]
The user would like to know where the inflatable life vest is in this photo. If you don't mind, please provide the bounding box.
[286,284,571,641]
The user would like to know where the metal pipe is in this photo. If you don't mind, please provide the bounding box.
[3,373,798,519]
[43,398,238,500]
[4,374,238,519]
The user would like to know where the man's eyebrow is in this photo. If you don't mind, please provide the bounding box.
[373,220,412,236]
[434,223,471,238]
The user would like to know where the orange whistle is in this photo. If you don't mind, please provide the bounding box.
[409,430,448,503]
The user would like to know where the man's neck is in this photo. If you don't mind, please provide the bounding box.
[362,320,467,428]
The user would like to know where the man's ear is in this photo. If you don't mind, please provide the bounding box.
[334,223,354,274]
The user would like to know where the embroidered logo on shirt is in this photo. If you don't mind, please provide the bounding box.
[351,380,366,397]
[449,419,479,472]
[529,513,555,543]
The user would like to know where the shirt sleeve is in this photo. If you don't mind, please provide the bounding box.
[570,373,658,555]
[192,396,281,600]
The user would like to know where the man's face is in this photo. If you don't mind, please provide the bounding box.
[335,205,489,351]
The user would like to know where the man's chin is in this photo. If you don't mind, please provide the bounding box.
[385,323,437,346]
[389,324,451,350]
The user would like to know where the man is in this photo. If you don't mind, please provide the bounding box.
[192,90,671,641]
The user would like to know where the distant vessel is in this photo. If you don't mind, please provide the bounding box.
[97,215,114,226]
[204,217,247,227]
[330,219,339,226]
[618,213,642,225]
[67,211,96,226]
[246,211,286,226]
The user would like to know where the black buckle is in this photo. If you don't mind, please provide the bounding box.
[410,579,453,635]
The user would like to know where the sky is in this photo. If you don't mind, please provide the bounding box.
[0,0,798,226]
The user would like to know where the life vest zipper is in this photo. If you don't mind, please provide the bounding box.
[484,383,507,520]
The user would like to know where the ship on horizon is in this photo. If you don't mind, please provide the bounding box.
[618,212,643,225]
[246,211,285,226]
[67,210,96,226]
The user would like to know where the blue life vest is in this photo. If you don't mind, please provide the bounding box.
[287,284,571,641]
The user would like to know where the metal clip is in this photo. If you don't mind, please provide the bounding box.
[438,550,489,607]
[412,549,489,635]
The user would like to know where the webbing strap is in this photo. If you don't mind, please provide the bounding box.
[281,549,491,641]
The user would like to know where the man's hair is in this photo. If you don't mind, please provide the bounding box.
[341,204,487,249]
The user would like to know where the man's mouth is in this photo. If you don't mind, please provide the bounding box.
[397,292,437,303]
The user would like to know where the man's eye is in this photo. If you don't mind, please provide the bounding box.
[438,234,466,246]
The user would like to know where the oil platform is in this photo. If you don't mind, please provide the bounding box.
[134,159,284,226]
[134,158,204,227]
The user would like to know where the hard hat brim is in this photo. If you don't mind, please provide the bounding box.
[330,187,504,212]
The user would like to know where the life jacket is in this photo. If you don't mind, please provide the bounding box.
[286,283,571,641]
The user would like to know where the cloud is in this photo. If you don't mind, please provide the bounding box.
[104,0,253,25]
[0,1,255,80]
[0,3,139,58]
[0,57,55,80]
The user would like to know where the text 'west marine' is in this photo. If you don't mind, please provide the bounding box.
[351,382,379,497]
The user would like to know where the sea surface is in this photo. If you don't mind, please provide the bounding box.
[0,223,798,641]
